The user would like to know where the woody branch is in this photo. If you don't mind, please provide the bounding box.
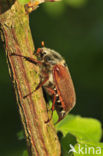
[0,0,61,156]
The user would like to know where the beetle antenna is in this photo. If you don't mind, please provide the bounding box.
[36,41,44,54]
[41,41,45,47]
[36,48,41,54]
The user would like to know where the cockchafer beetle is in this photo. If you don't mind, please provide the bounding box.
[11,42,76,123]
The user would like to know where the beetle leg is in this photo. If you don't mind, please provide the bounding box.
[44,87,57,123]
[23,76,49,98]
[52,94,56,111]
[45,87,56,110]
[10,53,42,65]
[34,76,49,92]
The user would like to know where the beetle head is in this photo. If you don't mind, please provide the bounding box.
[36,46,66,66]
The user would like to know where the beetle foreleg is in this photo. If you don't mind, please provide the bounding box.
[10,53,42,65]
[34,76,49,92]
[23,76,49,98]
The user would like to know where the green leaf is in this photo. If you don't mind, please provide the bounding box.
[18,0,30,5]
[53,110,59,124]
[56,114,102,142]
[61,133,77,156]
[48,100,59,123]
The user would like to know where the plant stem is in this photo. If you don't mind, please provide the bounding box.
[0,1,61,155]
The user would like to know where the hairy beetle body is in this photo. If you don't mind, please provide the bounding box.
[11,45,76,122]
[37,47,76,121]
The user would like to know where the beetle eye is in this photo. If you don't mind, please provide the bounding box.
[43,52,46,55]
[39,51,46,58]
[64,62,67,66]
[44,56,51,61]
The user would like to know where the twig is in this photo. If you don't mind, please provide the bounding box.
[0,0,61,155]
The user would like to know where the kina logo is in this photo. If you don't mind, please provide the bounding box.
[68,144,102,155]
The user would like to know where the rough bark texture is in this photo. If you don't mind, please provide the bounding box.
[0,1,61,155]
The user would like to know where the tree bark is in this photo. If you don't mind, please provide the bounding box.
[0,1,61,155]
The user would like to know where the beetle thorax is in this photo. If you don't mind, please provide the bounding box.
[38,47,65,87]
[38,47,66,66]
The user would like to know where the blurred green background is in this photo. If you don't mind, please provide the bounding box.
[0,0,103,155]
